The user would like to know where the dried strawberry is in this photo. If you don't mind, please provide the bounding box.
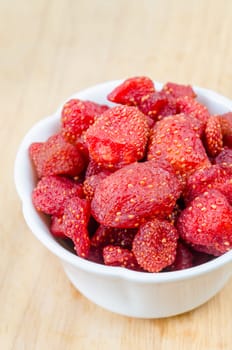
[147,114,210,177]
[91,225,137,250]
[75,137,89,161]
[176,96,210,127]
[83,171,111,201]
[85,159,105,177]
[162,82,196,99]
[215,148,232,167]
[157,95,178,118]
[137,92,167,120]
[29,142,43,178]
[204,116,223,157]
[191,243,222,257]
[91,160,182,228]
[191,250,214,266]
[132,218,178,272]
[103,245,140,270]
[181,114,206,137]
[184,164,232,205]
[85,105,149,169]
[218,112,232,148]
[50,215,66,238]
[166,241,193,271]
[145,115,156,128]
[32,175,83,216]
[31,133,85,178]
[61,99,109,144]
[63,197,90,257]
[87,246,104,264]
[107,76,155,106]
[177,189,232,256]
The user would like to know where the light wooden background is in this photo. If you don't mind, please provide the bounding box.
[1,0,232,349]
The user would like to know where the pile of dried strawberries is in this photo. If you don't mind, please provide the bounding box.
[30,77,232,272]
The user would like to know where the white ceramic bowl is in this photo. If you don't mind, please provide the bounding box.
[14,80,232,318]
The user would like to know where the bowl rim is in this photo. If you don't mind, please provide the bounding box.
[14,79,232,284]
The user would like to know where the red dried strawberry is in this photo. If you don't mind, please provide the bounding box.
[87,246,104,264]
[32,175,83,216]
[63,197,90,257]
[177,189,232,256]
[176,96,210,127]
[204,116,223,157]
[137,92,168,120]
[184,164,232,205]
[166,241,193,271]
[218,112,232,148]
[147,114,210,177]
[145,114,156,128]
[29,142,43,177]
[192,250,214,266]
[83,171,111,201]
[75,137,89,161]
[162,82,196,99]
[190,243,222,257]
[157,95,178,118]
[91,160,182,228]
[85,105,149,169]
[107,76,155,106]
[85,159,105,177]
[30,133,85,178]
[61,99,109,144]
[132,218,178,272]
[91,225,137,250]
[215,148,232,167]
[103,245,140,270]
[50,215,66,238]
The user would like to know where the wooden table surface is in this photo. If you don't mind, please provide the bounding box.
[1,0,232,348]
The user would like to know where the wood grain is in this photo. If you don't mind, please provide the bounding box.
[1,0,232,348]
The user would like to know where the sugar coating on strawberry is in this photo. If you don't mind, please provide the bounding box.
[32,175,84,216]
[177,189,232,256]
[61,99,109,144]
[184,164,232,205]
[176,96,210,127]
[132,218,178,272]
[85,105,149,169]
[147,114,210,177]
[204,116,223,157]
[31,133,86,178]
[63,197,90,257]
[107,76,155,106]
[103,245,141,270]
[91,225,137,250]
[50,215,66,238]
[162,82,196,99]
[218,112,232,148]
[91,160,182,228]
[215,148,232,167]
[166,241,193,271]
